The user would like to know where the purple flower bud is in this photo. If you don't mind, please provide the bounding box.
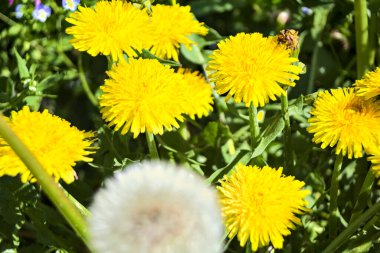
[15,4,24,19]
[8,0,14,6]
[62,0,80,11]
[32,4,52,22]
[301,7,313,16]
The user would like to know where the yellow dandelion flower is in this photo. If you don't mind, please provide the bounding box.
[218,163,309,251]
[369,154,380,184]
[354,67,380,100]
[0,106,94,184]
[100,58,189,138]
[208,33,302,107]
[178,68,213,119]
[66,0,150,61]
[307,88,380,159]
[148,4,208,61]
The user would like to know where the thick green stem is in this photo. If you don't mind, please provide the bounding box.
[354,0,369,77]
[248,103,260,151]
[323,201,380,253]
[280,91,295,175]
[368,0,378,67]
[146,132,159,159]
[329,153,344,238]
[78,55,98,107]
[349,170,375,223]
[0,12,17,26]
[0,115,90,248]
[60,184,91,217]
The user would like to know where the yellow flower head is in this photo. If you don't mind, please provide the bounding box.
[208,33,302,107]
[0,106,95,184]
[307,88,380,159]
[100,58,190,138]
[369,154,380,183]
[66,0,150,61]
[148,4,208,61]
[354,67,380,100]
[178,68,213,119]
[218,163,309,251]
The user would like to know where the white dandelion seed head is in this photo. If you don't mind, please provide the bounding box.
[88,161,224,253]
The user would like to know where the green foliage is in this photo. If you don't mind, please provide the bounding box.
[0,0,380,252]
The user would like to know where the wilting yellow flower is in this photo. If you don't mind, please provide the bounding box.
[100,58,191,138]
[218,163,309,251]
[148,4,208,61]
[0,106,94,184]
[307,88,380,159]
[66,0,150,61]
[354,67,380,100]
[208,33,302,107]
[178,68,213,119]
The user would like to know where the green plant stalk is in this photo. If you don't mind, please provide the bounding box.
[323,200,380,253]
[78,55,98,107]
[307,41,322,94]
[349,170,375,223]
[368,0,378,67]
[354,0,369,78]
[0,115,91,248]
[0,12,17,26]
[248,103,260,151]
[146,132,159,159]
[280,91,295,175]
[329,153,344,238]
[60,184,91,217]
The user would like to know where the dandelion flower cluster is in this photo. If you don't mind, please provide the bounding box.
[354,67,380,100]
[66,0,150,60]
[208,32,302,107]
[179,68,213,119]
[218,163,309,251]
[0,106,94,183]
[100,59,213,137]
[307,88,380,159]
[148,4,208,61]
[88,161,224,253]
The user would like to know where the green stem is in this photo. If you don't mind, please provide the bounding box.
[248,103,260,151]
[368,0,378,67]
[0,115,90,248]
[146,132,159,159]
[354,0,370,77]
[60,184,91,217]
[323,201,380,253]
[280,91,295,175]
[307,41,322,94]
[349,170,375,223]
[78,55,98,107]
[0,12,17,26]
[329,153,344,239]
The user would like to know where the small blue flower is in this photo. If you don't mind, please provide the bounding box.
[32,4,52,22]
[62,0,80,11]
[301,6,313,16]
[15,4,24,19]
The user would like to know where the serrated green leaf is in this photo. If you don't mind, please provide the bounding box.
[251,113,285,158]
[13,48,30,80]
[139,49,180,67]
[289,95,304,115]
